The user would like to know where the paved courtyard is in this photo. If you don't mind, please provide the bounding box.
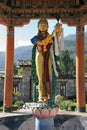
[0,109,87,130]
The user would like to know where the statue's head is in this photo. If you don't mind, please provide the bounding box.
[38,18,49,32]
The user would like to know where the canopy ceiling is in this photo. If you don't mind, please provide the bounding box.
[2,0,85,7]
[0,0,87,26]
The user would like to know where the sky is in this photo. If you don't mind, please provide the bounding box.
[0,19,87,52]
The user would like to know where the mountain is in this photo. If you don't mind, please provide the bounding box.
[0,32,87,69]
[0,45,33,70]
[0,52,5,69]
[14,45,33,62]
[63,34,76,55]
[64,32,87,54]
[64,34,76,41]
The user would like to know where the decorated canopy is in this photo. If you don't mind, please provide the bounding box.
[0,0,87,26]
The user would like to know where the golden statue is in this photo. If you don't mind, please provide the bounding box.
[31,18,64,103]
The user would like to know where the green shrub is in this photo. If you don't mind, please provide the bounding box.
[0,102,3,112]
[12,100,24,111]
[61,100,76,111]
[67,102,76,111]
[86,104,87,112]
[0,106,3,112]
[55,95,76,111]
[61,100,70,110]
[55,95,64,108]
[18,68,23,76]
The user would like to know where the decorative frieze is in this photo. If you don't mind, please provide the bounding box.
[3,17,30,26]
[0,0,87,26]
[0,0,78,8]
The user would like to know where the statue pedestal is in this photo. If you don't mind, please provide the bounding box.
[35,118,54,130]
[29,102,58,130]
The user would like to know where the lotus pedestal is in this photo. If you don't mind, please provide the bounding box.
[31,103,58,130]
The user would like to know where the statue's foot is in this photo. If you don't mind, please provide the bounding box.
[43,98,48,104]
[38,98,43,103]
[38,100,43,103]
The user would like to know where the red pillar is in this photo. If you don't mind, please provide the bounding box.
[76,25,85,112]
[3,26,14,112]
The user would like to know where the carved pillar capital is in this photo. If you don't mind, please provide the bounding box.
[7,25,14,37]
[76,25,84,37]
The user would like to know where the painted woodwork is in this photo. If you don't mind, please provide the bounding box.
[0,0,86,26]
[76,25,85,111]
[3,26,14,112]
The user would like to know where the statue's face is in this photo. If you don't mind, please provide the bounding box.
[38,22,48,32]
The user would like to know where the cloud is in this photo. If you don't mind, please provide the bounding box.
[0,41,6,52]
[0,40,32,52]
[0,46,5,52]
[15,40,32,48]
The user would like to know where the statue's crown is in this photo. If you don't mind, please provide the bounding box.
[38,18,48,26]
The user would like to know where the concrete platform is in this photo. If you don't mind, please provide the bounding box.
[0,109,87,117]
[0,109,87,130]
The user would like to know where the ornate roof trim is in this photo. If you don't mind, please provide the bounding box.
[0,2,87,26]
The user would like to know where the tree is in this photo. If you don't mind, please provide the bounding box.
[14,63,18,75]
[59,50,75,75]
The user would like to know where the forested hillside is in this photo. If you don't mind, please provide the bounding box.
[0,32,87,70]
